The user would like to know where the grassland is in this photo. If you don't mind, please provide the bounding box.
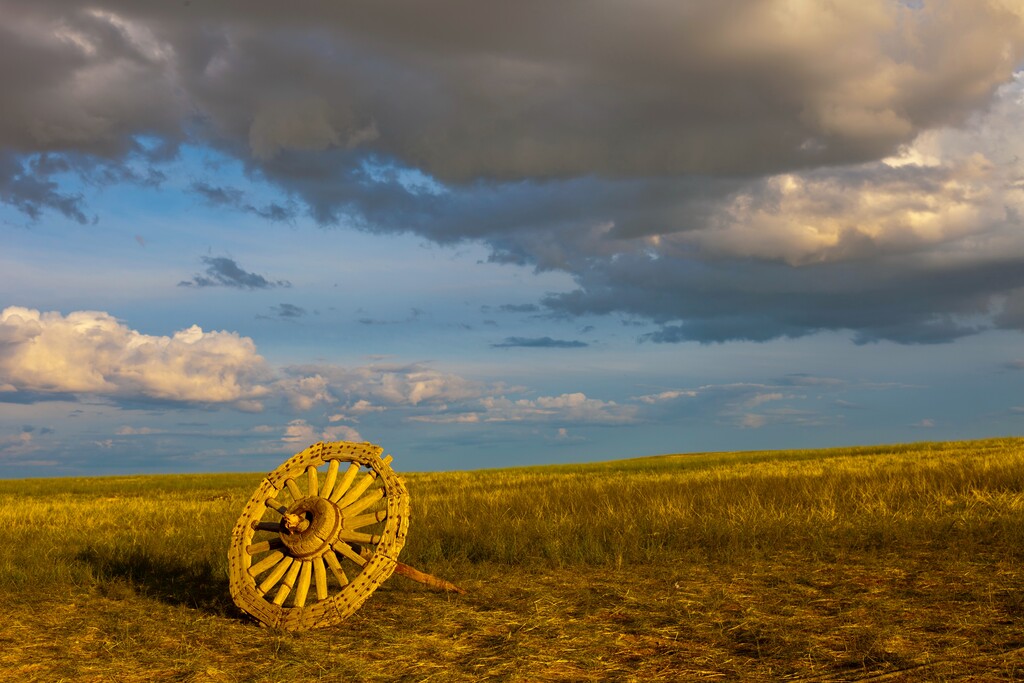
[1,437,1023,681]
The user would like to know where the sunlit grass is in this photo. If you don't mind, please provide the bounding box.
[0,437,1022,680]
[404,437,1024,567]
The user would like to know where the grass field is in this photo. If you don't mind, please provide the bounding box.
[1,437,1023,681]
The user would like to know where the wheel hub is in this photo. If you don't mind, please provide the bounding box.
[278,496,342,560]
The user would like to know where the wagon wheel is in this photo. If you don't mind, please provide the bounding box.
[228,441,409,631]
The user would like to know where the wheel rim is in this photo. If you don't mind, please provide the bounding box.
[228,441,409,630]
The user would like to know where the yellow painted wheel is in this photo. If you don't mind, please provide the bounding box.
[228,441,409,630]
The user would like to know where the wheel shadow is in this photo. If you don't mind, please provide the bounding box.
[77,547,241,617]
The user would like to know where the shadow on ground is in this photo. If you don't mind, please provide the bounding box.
[77,547,239,616]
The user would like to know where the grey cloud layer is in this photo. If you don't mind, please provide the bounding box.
[4,1,1020,174]
[3,1,1024,343]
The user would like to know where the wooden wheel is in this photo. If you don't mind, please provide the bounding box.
[228,441,409,630]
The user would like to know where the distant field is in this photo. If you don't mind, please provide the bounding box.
[2,438,1023,681]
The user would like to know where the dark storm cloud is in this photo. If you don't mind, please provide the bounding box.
[549,253,1024,345]
[1,0,1019,177]
[2,1,1024,344]
[178,256,290,289]
[492,337,588,349]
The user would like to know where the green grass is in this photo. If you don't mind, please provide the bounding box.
[1,438,1023,680]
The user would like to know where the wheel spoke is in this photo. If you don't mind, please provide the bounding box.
[246,538,284,555]
[265,497,287,514]
[335,471,377,509]
[320,459,340,499]
[252,520,283,533]
[257,556,293,595]
[248,550,285,577]
[323,550,349,586]
[273,559,303,606]
[333,541,367,567]
[285,478,302,501]
[328,463,360,503]
[293,561,313,607]
[340,488,384,517]
[337,529,382,545]
[306,465,318,499]
[313,556,329,601]
[344,509,387,530]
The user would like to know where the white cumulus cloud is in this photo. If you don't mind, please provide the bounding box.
[282,419,362,447]
[0,307,272,407]
[478,392,638,424]
[287,362,483,407]
[278,374,335,411]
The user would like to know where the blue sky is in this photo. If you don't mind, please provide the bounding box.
[3,1,1024,477]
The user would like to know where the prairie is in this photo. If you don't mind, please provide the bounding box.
[1,437,1023,681]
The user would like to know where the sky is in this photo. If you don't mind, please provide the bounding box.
[3,0,1024,478]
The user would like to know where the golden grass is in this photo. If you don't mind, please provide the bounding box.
[1,437,1022,680]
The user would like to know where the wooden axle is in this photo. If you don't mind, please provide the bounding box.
[392,561,466,595]
[354,545,465,595]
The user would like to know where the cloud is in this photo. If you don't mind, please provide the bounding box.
[483,393,637,424]
[779,374,846,387]
[115,426,163,435]
[0,427,40,459]
[553,427,583,442]
[282,419,361,447]
[834,399,863,410]
[632,389,698,405]
[357,309,424,326]
[178,256,290,289]
[543,75,1024,345]
[421,392,637,425]
[278,374,335,411]
[1,2,1023,345]
[745,393,786,408]
[191,181,295,222]
[0,306,272,407]
[0,152,90,223]
[629,380,850,431]
[0,307,539,422]
[740,414,768,429]
[408,412,481,425]
[328,400,386,422]
[6,1,1018,179]
[285,361,483,407]
[492,336,588,349]
[498,304,540,313]
[270,303,306,319]
[740,407,837,430]
[995,288,1024,331]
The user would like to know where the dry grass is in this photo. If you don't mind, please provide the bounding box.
[1,438,1023,680]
